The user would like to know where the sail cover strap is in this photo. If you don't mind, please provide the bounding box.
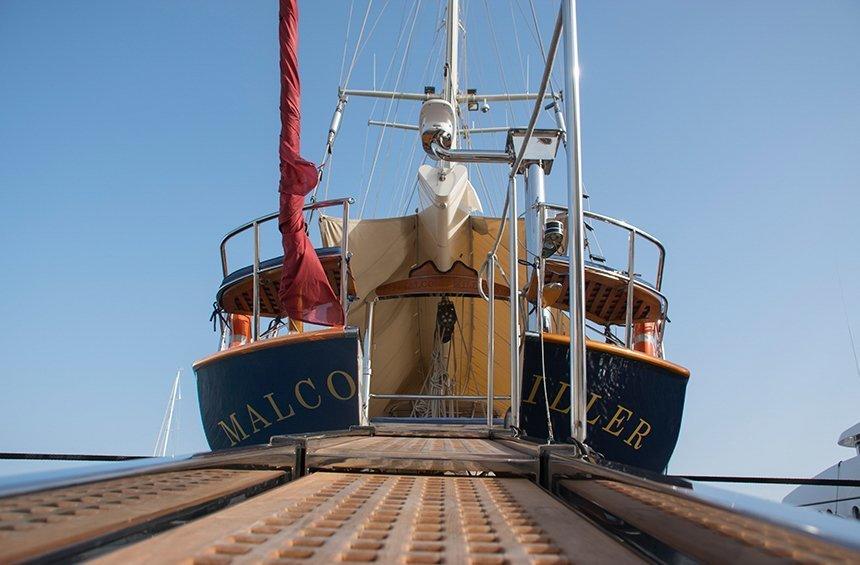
[277,0,344,326]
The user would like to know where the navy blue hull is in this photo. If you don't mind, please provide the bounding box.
[520,334,689,472]
[196,329,688,472]
[195,329,360,451]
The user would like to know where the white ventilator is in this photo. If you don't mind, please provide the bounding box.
[153,369,182,458]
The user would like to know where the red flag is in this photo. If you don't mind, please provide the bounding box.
[277,0,344,326]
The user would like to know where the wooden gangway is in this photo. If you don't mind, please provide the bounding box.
[2,425,859,563]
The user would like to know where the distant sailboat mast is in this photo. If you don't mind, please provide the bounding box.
[153,369,182,458]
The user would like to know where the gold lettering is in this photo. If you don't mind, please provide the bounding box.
[217,413,249,447]
[549,382,571,414]
[585,392,603,425]
[295,378,322,409]
[523,374,543,405]
[602,405,634,437]
[624,418,652,450]
[246,404,272,434]
[264,392,295,421]
[327,370,356,401]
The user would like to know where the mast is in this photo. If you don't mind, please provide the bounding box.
[444,0,459,151]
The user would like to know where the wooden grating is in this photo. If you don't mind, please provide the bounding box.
[95,472,641,564]
[562,479,860,564]
[525,260,665,325]
[219,254,356,317]
[307,436,535,474]
[312,437,522,459]
[0,468,286,563]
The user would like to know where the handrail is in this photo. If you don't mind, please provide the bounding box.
[542,204,666,290]
[359,279,509,430]
[370,394,511,401]
[219,197,355,277]
[218,197,354,342]
[541,203,667,353]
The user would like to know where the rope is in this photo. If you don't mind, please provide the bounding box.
[674,476,860,487]
[536,258,555,442]
[0,452,147,461]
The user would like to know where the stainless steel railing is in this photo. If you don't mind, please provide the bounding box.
[358,277,512,429]
[219,197,353,341]
[541,203,667,349]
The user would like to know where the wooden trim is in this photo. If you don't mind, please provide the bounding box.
[375,259,510,300]
[193,327,350,370]
[538,333,691,378]
[376,276,510,300]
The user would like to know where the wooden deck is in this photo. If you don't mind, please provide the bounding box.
[95,472,639,564]
[2,426,859,563]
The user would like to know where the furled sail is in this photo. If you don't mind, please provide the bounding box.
[277,0,344,326]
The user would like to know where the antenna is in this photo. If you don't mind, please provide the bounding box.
[153,369,182,458]
[837,273,860,381]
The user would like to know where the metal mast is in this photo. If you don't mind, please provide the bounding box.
[444,0,459,150]
[562,0,588,444]
[153,369,182,458]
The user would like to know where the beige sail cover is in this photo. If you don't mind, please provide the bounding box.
[320,213,527,417]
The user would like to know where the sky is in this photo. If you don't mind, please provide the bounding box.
[1,1,859,504]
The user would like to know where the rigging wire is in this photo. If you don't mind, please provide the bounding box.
[391,141,419,215]
[359,0,422,218]
[322,149,335,199]
[482,0,518,125]
[351,0,415,213]
[338,0,356,86]
[340,0,373,91]
[509,0,528,91]
[522,0,561,97]
[353,0,416,216]
[387,4,445,217]
[314,0,392,207]
[837,270,860,381]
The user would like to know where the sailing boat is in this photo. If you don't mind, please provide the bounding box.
[11,3,860,562]
[194,0,690,472]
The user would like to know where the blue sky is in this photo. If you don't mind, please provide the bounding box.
[1,1,859,502]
